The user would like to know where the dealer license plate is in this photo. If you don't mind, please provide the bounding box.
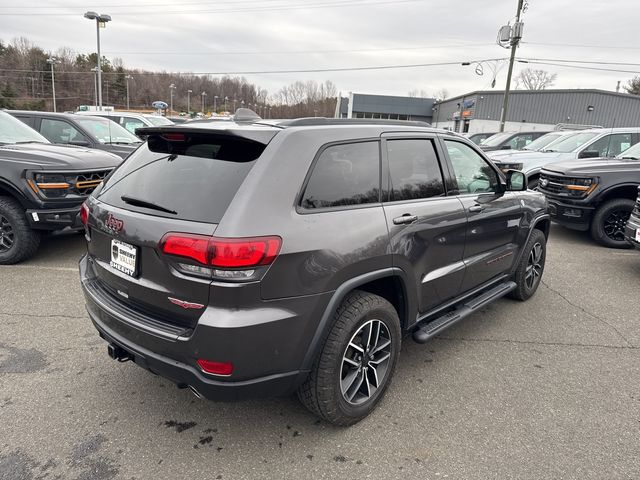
[110,239,137,277]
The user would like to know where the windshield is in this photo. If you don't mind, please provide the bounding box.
[617,142,640,159]
[73,116,141,144]
[481,132,514,147]
[145,116,173,126]
[522,132,563,151]
[543,132,600,153]
[0,112,49,144]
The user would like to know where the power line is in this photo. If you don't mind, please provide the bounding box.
[523,41,640,51]
[0,58,508,76]
[520,60,640,75]
[519,57,640,67]
[0,0,425,16]
[102,43,495,56]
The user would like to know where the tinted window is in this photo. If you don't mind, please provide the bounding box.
[387,139,445,201]
[586,133,633,157]
[444,140,498,194]
[40,118,89,145]
[97,135,266,223]
[506,133,535,150]
[74,116,140,144]
[120,117,146,134]
[301,142,380,209]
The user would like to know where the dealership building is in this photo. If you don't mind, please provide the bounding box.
[335,89,640,133]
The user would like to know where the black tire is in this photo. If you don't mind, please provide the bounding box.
[0,196,41,265]
[589,198,634,249]
[297,290,401,426]
[509,229,546,301]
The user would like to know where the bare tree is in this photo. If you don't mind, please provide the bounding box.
[432,88,449,101]
[624,76,640,95]
[514,68,557,90]
[407,89,429,98]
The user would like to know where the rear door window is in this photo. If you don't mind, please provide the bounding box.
[300,141,380,209]
[97,134,268,223]
[386,139,445,201]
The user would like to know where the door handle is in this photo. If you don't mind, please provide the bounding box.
[469,204,485,213]
[393,214,418,225]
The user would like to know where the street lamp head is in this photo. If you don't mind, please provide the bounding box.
[84,11,99,19]
[188,89,192,93]
[46,56,60,65]
[169,83,176,89]
[202,91,207,96]
[214,95,219,99]
[125,74,133,80]
[99,14,112,22]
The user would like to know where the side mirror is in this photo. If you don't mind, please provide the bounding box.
[578,150,600,159]
[505,170,526,191]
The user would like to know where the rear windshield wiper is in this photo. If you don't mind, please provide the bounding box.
[621,156,639,160]
[121,195,177,215]
[541,149,557,153]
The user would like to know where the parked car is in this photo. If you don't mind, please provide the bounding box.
[79,116,549,425]
[494,128,640,189]
[479,131,550,152]
[487,130,581,161]
[76,111,174,136]
[467,132,497,145]
[624,186,640,249]
[538,141,640,248]
[0,111,121,264]
[8,111,142,159]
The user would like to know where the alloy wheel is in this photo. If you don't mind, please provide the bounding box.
[0,214,14,253]
[525,242,543,290]
[340,319,392,405]
[603,210,630,242]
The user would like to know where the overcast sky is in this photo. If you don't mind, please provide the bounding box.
[1,0,638,99]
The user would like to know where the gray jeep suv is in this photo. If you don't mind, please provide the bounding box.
[79,114,550,425]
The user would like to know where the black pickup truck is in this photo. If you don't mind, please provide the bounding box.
[0,110,121,264]
[538,141,640,248]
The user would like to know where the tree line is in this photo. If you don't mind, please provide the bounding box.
[0,37,338,118]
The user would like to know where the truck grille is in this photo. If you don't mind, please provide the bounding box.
[537,173,568,196]
[70,170,112,196]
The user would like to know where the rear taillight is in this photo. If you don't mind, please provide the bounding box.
[160,233,281,274]
[80,202,89,226]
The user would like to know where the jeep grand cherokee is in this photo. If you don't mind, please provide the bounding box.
[79,113,549,425]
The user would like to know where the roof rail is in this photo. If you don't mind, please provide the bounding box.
[554,123,603,131]
[278,117,431,128]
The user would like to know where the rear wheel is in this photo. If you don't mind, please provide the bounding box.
[297,291,401,426]
[590,198,634,249]
[509,229,546,301]
[0,196,41,265]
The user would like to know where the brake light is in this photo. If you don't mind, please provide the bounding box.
[197,359,233,376]
[160,233,282,268]
[161,133,186,141]
[80,202,89,226]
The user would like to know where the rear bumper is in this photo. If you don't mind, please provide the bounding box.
[547,198,594,231]
[26,206,82,231]
[625,213,640,250]
[79,254,330,401]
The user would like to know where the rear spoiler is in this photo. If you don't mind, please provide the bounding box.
[135,125,279,145]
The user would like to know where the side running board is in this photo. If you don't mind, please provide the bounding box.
[412,281,516,344]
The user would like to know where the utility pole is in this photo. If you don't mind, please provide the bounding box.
[187,89,192,114]
[46,56,60,112]
[169,83,176,115]
[498,0,525,132]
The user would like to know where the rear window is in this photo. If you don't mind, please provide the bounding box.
[97,134,267,223]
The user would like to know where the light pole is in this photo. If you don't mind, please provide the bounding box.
[201,91,207,113]
[213,95,219,114]
[224,96,228,113]
[125,74,132,109]
[84,11,111,110]
[187,89,192,114]
[169,83,176,115]
[46,56,60,112]
[90,67,98,107]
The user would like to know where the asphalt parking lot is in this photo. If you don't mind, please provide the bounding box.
[1,225,639,480]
